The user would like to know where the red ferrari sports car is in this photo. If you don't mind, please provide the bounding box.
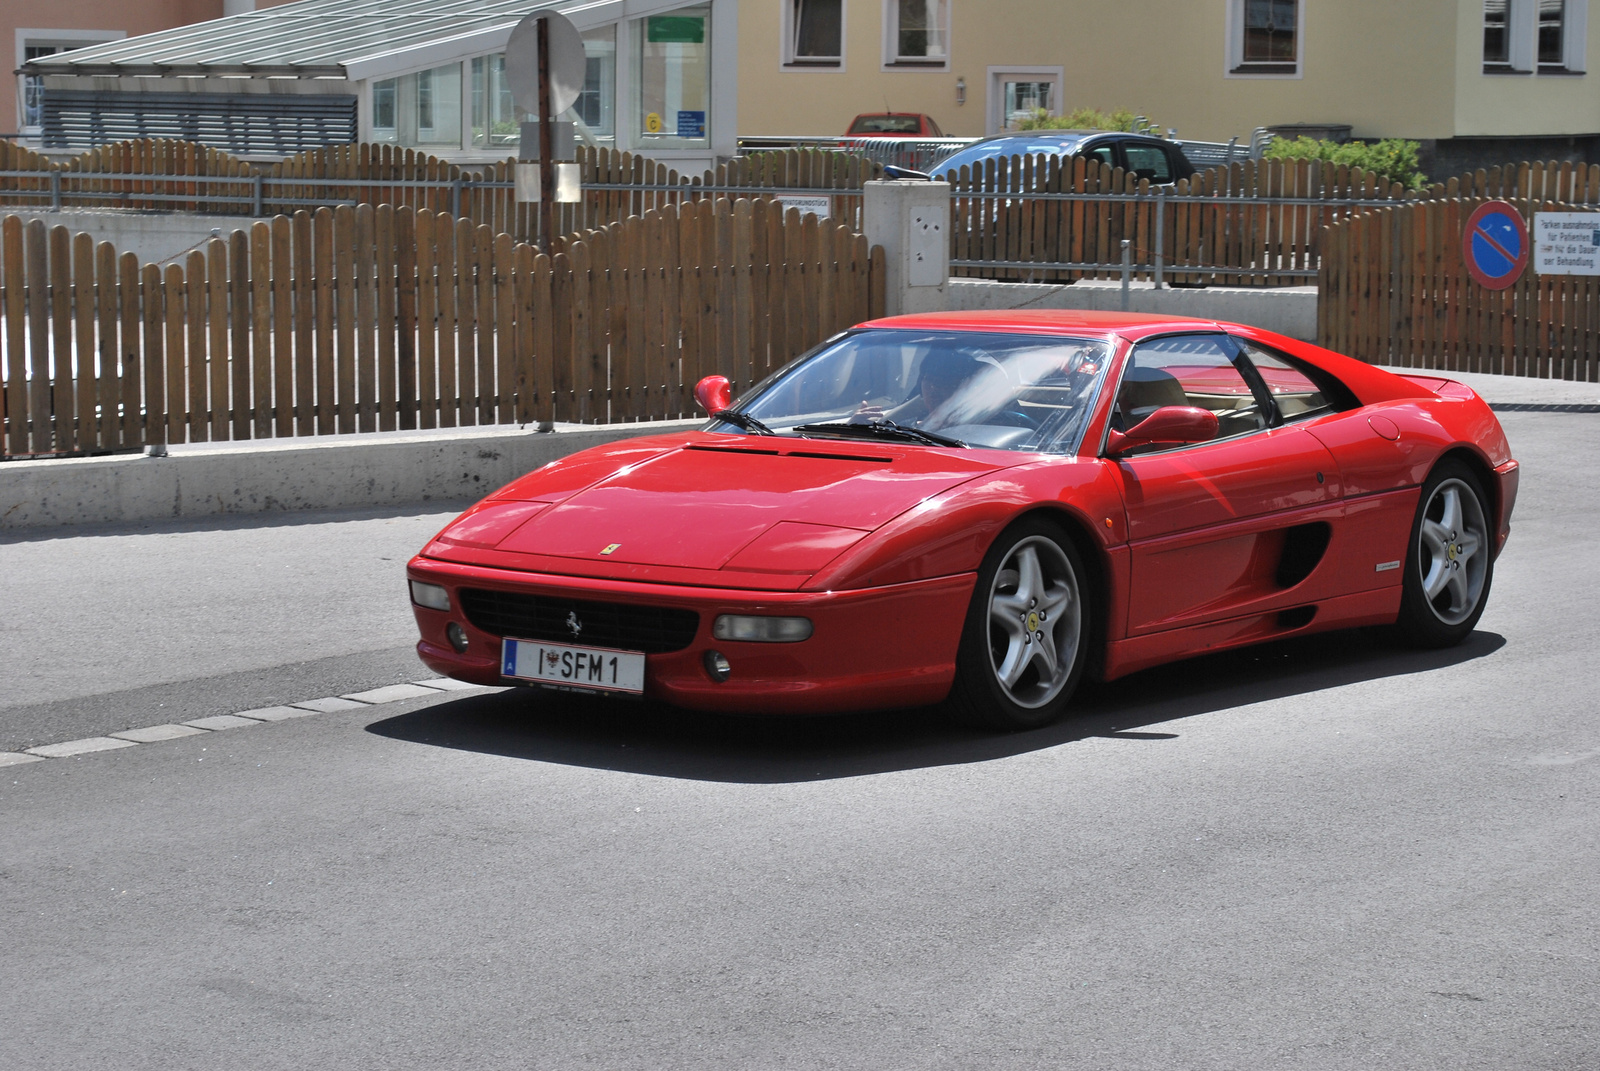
[407,311,1517,730]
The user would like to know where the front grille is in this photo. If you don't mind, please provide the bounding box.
[459,589,700,654]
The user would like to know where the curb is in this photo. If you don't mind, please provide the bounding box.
[1,419,701,531]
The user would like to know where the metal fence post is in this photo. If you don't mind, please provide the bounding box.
[1153,188,1165,290]
[1120,239,1132,311]
[253,173,264,217]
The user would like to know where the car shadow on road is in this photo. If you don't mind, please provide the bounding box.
[364,628,1507,784]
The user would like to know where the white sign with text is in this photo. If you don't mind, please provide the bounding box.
[776,195,831,220]
[1534,212,1600,275]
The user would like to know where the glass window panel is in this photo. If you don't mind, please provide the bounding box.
[371,63,462,149]
[1242,0,1297,63]
[1117,336,1266,443]
[1124,145,1173,183]
[635,4,711,147]
[470,54,517,149]
[895,0,946,60]
[573,28,617,142]
[795,0,842,59]
[1540,0,1566,65]
[1003,81,1052,128]
[1484,0,1510,64]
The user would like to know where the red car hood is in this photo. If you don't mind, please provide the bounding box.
[425,432,1012,580]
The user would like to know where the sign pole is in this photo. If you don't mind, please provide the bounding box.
[537,16,555,252]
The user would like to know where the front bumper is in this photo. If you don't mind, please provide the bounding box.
[407,557,976,715]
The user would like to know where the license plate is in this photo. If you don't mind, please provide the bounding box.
[501,637,646,694]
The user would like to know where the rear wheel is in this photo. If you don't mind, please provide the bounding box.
[948,518,1090,731]
[1396,459,1493,647]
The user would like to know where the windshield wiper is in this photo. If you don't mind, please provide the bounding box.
[710,410,777,436]
[792,420,966,448]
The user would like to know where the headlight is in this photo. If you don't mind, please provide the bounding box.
[712,615,813,643]
[410,581,451,611]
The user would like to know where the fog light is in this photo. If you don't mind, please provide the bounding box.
[410,580,450,611]
[446,622,470,653]
[704,650,732,682]
[712,615,813,643]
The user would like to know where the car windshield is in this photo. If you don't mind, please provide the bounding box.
[850,115,923,134]
[934,135,1090,177]
[721,329,1114,453]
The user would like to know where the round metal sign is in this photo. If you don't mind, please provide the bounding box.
[505,10,586,117]
[1463,200,1529,290]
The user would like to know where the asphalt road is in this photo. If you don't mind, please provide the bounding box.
[1,382,1596,1069]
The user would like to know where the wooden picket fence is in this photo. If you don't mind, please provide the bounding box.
[0,138,878,246]
[950,155,1414,287]
[0,197,883,458]
[1321,205,1600,381]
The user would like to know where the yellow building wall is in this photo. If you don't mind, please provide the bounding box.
[736,0,1574,143]
[1452,0,1600,136]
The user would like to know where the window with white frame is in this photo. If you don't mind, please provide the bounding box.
[1483,0,1586,73]
[1226,0,1301,77]
[17,30,124,131]
[785,0,843,67]
[885,0,948,68]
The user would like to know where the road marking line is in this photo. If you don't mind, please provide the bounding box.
[184,714,266,731]
[414,677,486,692]
[236,705,320,722]
[343,683,443,704]
[112,724,209,743]
[8,677,496,766]
[25,737,141,758]
[291,696,369,713]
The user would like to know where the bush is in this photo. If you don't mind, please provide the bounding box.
[1262,136,1427,190]
[1015,107,1150,133]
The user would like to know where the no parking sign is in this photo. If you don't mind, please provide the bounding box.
[1463,200,1529,290]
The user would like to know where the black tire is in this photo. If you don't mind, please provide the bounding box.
[1395,458,1494,648]
[947,517,1091,731]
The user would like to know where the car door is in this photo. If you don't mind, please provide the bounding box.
[1229,336,1422,595]
[1120,142,1176,184]
[1108,334,1344,636]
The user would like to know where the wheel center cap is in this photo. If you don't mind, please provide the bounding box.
[1447,544,1458,561]
[1026,611,1040,632]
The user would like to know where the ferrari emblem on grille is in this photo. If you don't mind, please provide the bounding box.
[600,543,621,555]
[566,611,583,638]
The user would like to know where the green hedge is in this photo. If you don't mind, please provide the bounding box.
[1015,107,1151,133]
[1261,136,1427,190]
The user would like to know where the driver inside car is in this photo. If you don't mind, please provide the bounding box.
[850,350,994,431]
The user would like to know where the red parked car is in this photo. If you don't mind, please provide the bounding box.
[844,112,943,136]
[408,311,1517,730]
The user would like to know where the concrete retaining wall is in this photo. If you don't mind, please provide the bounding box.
[0,210,267,266]
[1,420,699,531]
[945,279,1319,341]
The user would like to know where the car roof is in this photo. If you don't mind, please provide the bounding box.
[855,309,1222,341]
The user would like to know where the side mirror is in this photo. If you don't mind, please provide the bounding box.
[694,375,732,415]
[1105,406,1220,457]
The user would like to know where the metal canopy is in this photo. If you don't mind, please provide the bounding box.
[22,0,593,80]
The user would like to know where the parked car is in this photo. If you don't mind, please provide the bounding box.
[408,311,1517,731]
[845,112,943,137]
[928,130,1198,183]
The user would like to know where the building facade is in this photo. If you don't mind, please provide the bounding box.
[738,0,1600,172]
[22,0,739,170]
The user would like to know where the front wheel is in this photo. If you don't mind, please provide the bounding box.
[1395,459,1494,647]
[947,518,1090,731]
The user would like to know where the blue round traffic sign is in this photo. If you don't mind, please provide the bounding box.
[1463,200,1529,290]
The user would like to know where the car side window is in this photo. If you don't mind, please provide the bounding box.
[1123,144,1173,184]
[1087,146,1114,168]
[1231,339,1357,423]
[1112,335,1269,451]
